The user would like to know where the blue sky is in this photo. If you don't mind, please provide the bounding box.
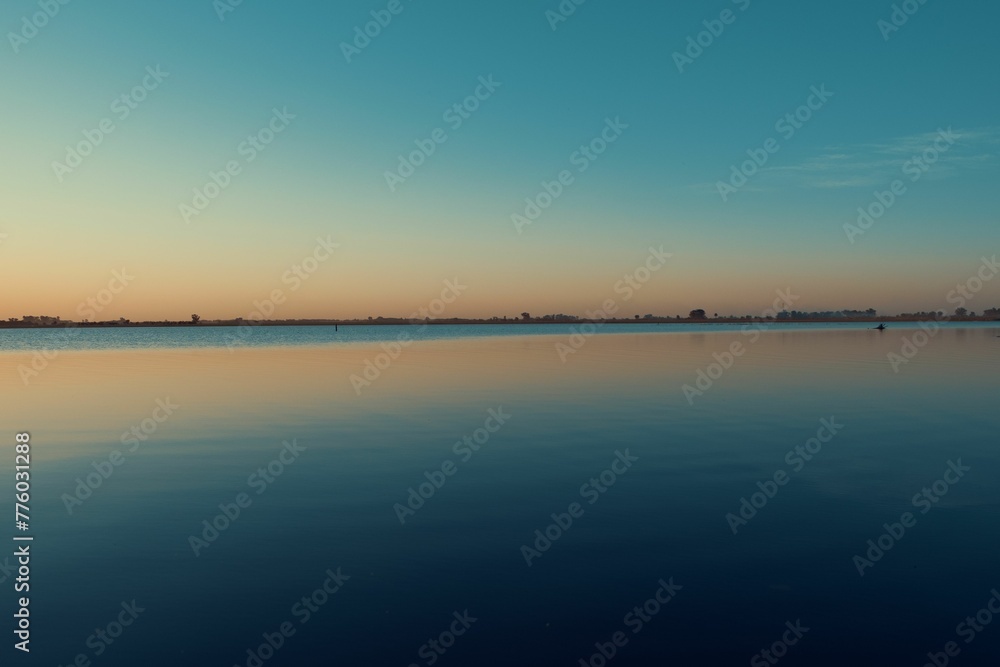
[2,0,998,319]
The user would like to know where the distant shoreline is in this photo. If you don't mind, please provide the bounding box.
[2,317,998,330]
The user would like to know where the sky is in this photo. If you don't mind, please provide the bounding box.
[1,0,998,321]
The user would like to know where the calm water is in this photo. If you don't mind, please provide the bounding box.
[2,327,999,665]
[2,320,998,351]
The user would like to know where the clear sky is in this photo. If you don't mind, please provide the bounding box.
[1,0,998,321]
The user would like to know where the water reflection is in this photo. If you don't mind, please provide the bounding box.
[2,329,999,665]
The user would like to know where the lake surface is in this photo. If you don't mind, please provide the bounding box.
[2,326,999,665]
[2,320,998,351]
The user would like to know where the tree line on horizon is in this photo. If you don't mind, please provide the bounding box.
[5,306,1000,328]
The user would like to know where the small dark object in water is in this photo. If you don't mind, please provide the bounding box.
[873,323,886,331]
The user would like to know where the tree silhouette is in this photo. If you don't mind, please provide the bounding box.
[689,309,707,319]
[191,314,201,324]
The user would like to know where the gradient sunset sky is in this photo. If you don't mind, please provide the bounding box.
[2,0,998,321]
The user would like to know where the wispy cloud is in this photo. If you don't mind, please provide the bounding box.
[693,127,1000,195]
[765,127,1000,189]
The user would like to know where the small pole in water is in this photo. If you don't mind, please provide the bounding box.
[335,324,338,332]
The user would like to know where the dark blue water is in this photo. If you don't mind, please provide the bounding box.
[2,328,999,665]
[1,320,997,351]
